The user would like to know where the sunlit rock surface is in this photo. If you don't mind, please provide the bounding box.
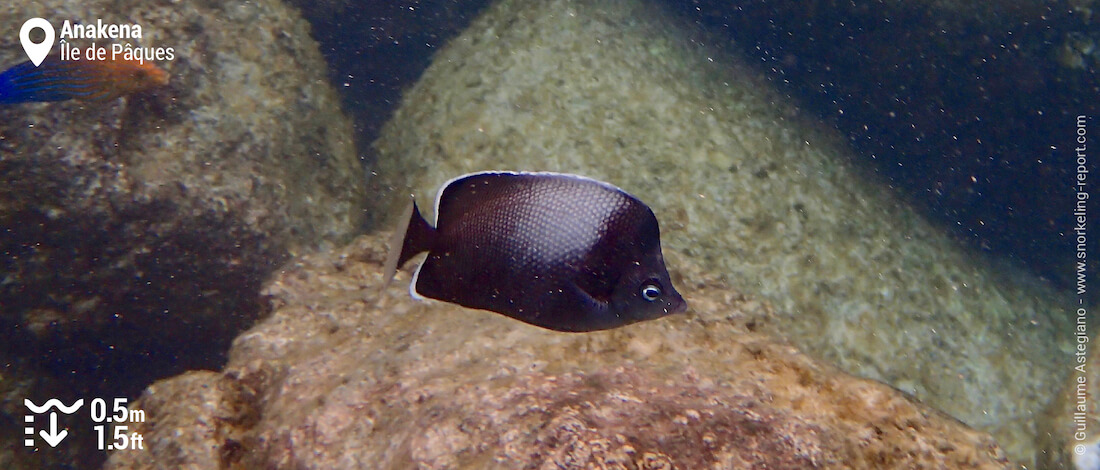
[105,234,1011,469]
[369,0,1072,465]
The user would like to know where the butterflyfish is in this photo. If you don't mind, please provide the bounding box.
[384,171,687,332]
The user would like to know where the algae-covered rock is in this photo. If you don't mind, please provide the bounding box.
[104,233,1011,469]
[0,0,363,468]
[369,0,1071,465]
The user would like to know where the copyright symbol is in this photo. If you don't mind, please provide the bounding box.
[1076,444,1087,455]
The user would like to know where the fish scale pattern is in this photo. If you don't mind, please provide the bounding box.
[409,172,682,331]
[474,175,626,270]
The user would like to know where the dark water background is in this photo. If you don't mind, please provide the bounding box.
[314,0,1099,292]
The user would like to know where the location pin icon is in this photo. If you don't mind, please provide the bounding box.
[20,18,55,67]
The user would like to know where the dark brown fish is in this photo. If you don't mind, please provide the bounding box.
[384,171,686,332]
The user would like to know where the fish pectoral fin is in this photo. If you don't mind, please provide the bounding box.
[568,281,611,315]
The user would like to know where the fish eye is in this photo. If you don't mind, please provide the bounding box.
[640,282,662,302]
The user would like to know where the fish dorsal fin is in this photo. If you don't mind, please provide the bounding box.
[433,171,630,225]
[433,172,520,230]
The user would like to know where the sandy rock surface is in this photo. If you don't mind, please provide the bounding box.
[105,233,1010,469]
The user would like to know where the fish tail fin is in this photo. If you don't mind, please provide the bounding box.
[0,60,96,104]
[0,62,33,104]
[382,199,435,287]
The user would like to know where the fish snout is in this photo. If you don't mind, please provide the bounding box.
[665,292,688,315]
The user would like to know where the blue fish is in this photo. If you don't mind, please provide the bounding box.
[0,57,168,104]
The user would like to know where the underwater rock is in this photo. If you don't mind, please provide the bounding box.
[0,0,363,468]
[1039,332,1100,469]
[101,371,247,470]
[369,0,1072,465]
[104,233,1011,469]
[676,0,1095,292]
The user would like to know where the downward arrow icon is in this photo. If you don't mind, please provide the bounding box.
[39,412,67,447]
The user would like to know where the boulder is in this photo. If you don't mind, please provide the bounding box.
[368,0,1071,464]
[105,233,1011,469]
